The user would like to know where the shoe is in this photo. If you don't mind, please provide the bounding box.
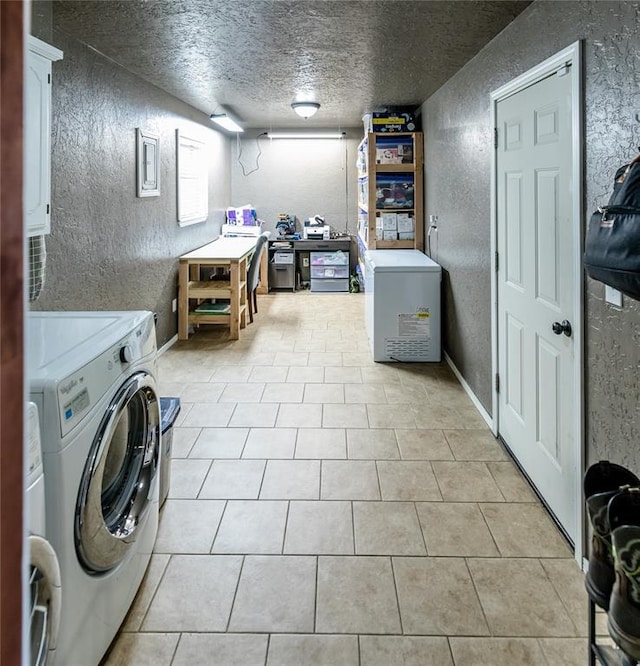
[607,487,640,660]
[584,461,640,610]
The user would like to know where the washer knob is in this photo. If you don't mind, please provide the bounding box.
[119,344,133,363]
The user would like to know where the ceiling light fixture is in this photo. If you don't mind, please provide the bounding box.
[267,131,345,140]
[209,112,244,133]
[291,101,320,119]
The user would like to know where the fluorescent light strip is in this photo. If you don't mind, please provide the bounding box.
[267,131,345,139]
[210,114,244,133]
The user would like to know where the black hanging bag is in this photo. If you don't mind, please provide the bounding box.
[584,153,640,300]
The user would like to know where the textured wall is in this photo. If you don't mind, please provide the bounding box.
[33,28,232,346]
[230,131,360,238]
[423,1,640,470]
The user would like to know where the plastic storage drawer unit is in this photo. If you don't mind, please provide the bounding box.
[310,250,349,292]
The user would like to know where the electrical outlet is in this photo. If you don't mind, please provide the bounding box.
[172,298,177,313]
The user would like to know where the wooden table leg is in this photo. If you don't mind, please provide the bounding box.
[229,260,240,339]
[257,245,269,294]
[178,260,189,340]
[240,256,247,330]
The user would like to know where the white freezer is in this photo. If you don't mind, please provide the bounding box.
[364,249,441,362]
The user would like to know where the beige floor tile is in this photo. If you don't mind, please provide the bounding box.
[383,383,429,404]
[228,402,279,427]
[260,460,320,499]
[240,351,277,366]
[276,403,323,428]
[321,460,381,500]
[467,558,577,636]
[324,366,363,383]
[308,352,344,366]
[286,366,325,383]
[368,404,417,429]
[267,634,359,666]
[173,634,268,666]
[359,636,453,666]
[174,402,193,427]
[323,403,368,428]
[181,402,235,427]
[486,461,537,502]
[178,382,226,403]
[344,383,388,403]
[448,637,546,665]
[103,632,179,666]
[395,429,454,460]
[168,459,211,499]
[393,556,489,636]
[540,558,589,635]
[242,428,297,458]
[362,366,401,384]
[325,338,361,352]
[304,383,345,403]
[156,380,185,397]
[143,555,243,631]
[412,404,466,429]
[284,500,354,554]
[342,352,374,366]
[171,427,201,458]
[228,555,316,632]
[122,554,170,631]
[377,461,442,501]
[154,499,225,553]
[538,637,589,665]
[443,429,508,461]
[416,502,499,556]
[479,503,572,557]
[458,406,490,429]
[431,461,504,501]
[347,428,400,459]
[199,459,265,499]
[295,339,326,352]
[219,382,265,403]
[212,500,288,554]
[354,502,426,555]
[211,366,253,382]
[295,428,347,459]
[248,366,289,383]
[275,351,309,366]
[160,365,215,383]
[188,427,249,459]
[316,556,402,634]
[261,382,305,403]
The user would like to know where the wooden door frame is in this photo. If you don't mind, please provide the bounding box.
[489,41,585,562]
[1,1,25,663]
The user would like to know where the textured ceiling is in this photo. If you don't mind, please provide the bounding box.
[52,0,532,130]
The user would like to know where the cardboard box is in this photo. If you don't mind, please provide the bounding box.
[397,215,414,233]
[398,231,415,240]
[381,213,397,230]
[375,227,384,240]
[383,230,398,241]
[364,112,417,134]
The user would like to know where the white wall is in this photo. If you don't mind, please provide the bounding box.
[230,129,361,237]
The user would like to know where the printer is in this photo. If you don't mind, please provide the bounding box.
[303,214,330,240]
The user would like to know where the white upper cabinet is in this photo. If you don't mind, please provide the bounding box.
[25,36,63,237]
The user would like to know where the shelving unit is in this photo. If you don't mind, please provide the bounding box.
[357,132,424,255]
[589,598,638,666]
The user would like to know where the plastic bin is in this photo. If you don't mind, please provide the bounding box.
[159,397,181,507]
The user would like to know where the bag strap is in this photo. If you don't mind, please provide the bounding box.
[599,205,640,216]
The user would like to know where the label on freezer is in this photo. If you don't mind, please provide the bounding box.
[398,311,430,337]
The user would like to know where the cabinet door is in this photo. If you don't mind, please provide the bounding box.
[25,49,52,237]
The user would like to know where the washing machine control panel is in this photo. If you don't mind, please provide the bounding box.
[57,320,157,438]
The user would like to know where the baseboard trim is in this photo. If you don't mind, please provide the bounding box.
[158,334,178,356]
[443,351,493,431]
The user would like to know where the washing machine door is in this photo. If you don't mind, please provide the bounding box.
[29,535,61,665]
[75,371,160,573]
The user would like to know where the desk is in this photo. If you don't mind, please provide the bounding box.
[178,237,257,340]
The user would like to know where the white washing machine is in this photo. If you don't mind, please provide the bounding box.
[27,311,161,666]
[26,401,62,665]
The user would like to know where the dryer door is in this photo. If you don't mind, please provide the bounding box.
[75,371,160,573]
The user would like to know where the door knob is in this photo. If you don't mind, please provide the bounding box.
[552,320,572,337]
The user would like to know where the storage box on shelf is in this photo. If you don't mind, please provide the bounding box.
[357,132,423,252]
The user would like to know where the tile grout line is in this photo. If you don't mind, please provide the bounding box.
[209,499,229,554]
[281,500,291,554]
[313,554,319,633]
[413,501,429,555]
[225,554,246,633]
[389,556,405,636]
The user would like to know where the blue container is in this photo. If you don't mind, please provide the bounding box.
[160,397,181,507]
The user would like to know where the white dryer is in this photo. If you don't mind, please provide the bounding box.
[27,311,161,666]
[26,401,61,665]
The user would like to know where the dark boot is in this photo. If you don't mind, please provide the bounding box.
[584,461,640,610]
[608,487,640,660]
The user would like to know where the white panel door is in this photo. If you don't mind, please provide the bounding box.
[496,68,576,541]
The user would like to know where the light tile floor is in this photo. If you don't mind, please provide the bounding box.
[105,292,590,665]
